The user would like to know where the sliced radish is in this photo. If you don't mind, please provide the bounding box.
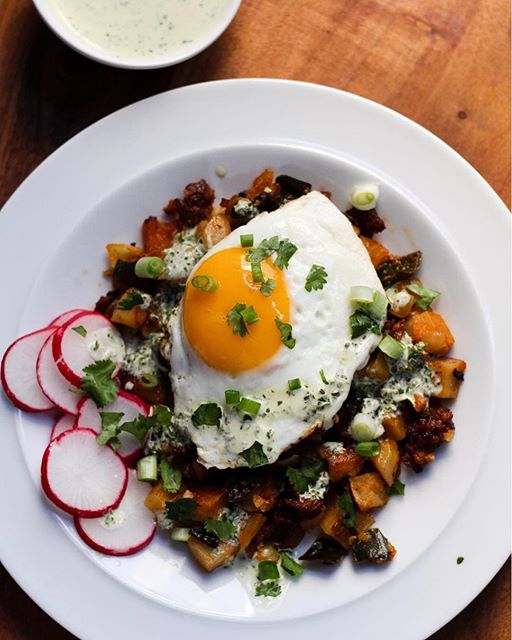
[50,414,76,441]
[48,309,89,328]
[37,335,82,415]
[76,390,150,465]
[1,328,56,412]
[41,427,127,518]
[74,469,156,556]
[52,311,125,386]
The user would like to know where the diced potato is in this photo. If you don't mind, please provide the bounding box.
[370,439,400,486]
[239,514,266,551]
[188,537,239,572]
[110,288,149,329]
[106,243,144,268]
[318,445,364,481]
[251,479,278,513]
[430,358,466,399]
[142,216,178,256]
[182,487,226,520]
[319,493,350,548]
[360,236,392,268]
[197,209,231,249]
[357,351,390,382]
[355,511,375,533]
[382,413,407,441]
[386,278,422,318]
[405,311,455,355]
[144,481,177,512]
[253,544,280,562]
[350,473,389,512]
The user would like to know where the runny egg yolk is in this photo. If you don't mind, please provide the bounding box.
[183,247,290,374]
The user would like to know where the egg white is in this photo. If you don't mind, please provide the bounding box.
[167,191,385,468]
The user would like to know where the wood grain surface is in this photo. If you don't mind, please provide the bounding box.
[0,0,509,639]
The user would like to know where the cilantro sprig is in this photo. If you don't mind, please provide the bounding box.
[165,498,198,521]
[160,458,182,493]
[305,264,328,292]
[96,403,173,448]
[246,236,297,270]
[275,318,296,349]
[204,515,236,541]
[260,278,277,297]
[286,459,323,494]
[117,289,145,310]
[349,310,381,339]
[191,403,222,427]
[338,492,356,528]
[80,359,119,407]
[240,441,269,467]
[407,283,440,311]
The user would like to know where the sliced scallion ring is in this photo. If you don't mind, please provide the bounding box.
[136,454,158,481]
[240,305,259,325]
[251,262,264,283]
[350,183,380,211]
[134,256,165,279]
[379,335,405,359]
[171,527,190,542]
[225,389,241,405]
[288,378,302,391]
[350,286,374,304]
[191,274,220,293]
[240,234,254,248]
[139,372,159,389]
[238,397,261,415]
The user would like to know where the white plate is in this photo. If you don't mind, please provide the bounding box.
[0,79,509,639]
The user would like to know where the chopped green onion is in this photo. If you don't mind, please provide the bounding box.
[238,397,261,415]
[350,286,374,304]
[225,389,241,405]
[280,553,304,577]
[251,262,264,283]
[240,234,254,247]
[350,414,379,442]
[171,527,190,542]
[134,256,164,279]
[368,290,388,319]
[139,372,159,389]
[456,556,464,565]
[319,369,329,384]
[258,560,280,581]
[288,378,302,391]
[72,325,87,337]
[379,335,405,359]
[407,282,440,311]
[388,479,405,496]
[160,458,182,493]
[350,183,379,211]
[355,441,381,457]
[136,454,158,482]
[191,274,219,293]
[240,305,259,325]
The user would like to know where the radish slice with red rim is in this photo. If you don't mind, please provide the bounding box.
[41,428,128,518]
[76,390,150,466]
[1,328,56,412]
[50,414,76,442]
[48,309,89,328]
[37,335,82,416]
[74,469,156,556]
[52,311,125,386]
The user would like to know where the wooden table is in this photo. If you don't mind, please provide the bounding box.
[0,0,509,638]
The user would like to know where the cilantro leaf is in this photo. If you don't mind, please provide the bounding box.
[240,441,269,467]
[286,459,324,494]
[255,580,281,597]
[280,553,304,577]
[456,556,464,565]
[72,325,87,337]
[117,289,145,310]
[160,459,182,493]
[338,492,356,528]
[152,404,173,427]
[274,239,298,270]
[97,411,124,448]
[227,303,249,337]
[260,278,277,297]
[275,318,296,349]
[191,403,222,427]
[305,264,328,292]
[407,283,440,311]
[349,310,381,339]
[80,359,119,407]
[204,515,236,541]
[165,498,198,521]
[246,236,280,263]
[119,414,153,444]
[388,478,405,496]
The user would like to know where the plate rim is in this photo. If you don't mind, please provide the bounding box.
[0,78,510,640]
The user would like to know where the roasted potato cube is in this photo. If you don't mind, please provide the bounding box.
[405,311,455,355]
[239,514,266,551]
[429,358,466,399]
[318,445,364,481]
[357,351,390,382]
[382,413,407,441]
[106,243,144,268]
[319,493,351,548]
[370,438,400,486]
[188,537,239,572]
[196,209,231,249]
[110,288,148,329]
[349,472,389,512]
[142,216,178,256]
[144,481,177,512]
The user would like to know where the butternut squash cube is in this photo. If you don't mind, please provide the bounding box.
[429,358,466,399]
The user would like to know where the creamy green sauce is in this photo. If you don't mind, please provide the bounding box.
[50,0,234,60]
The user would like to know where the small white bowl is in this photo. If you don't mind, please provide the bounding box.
[32,0,241,69]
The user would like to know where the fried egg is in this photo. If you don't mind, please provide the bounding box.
[167,191,385,468]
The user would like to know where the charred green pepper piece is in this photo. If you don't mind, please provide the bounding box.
[351,528,395,564]
[299,537,346,565]
[377,251,422,287]
[112,260,159,294]
[275,175,312,198]
[189,526,219,548]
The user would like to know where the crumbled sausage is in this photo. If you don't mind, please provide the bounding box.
[163,179,215,228]
[344,207,386,237]
[401,406,455,471]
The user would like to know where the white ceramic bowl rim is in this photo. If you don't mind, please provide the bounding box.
[31,0,241,69]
